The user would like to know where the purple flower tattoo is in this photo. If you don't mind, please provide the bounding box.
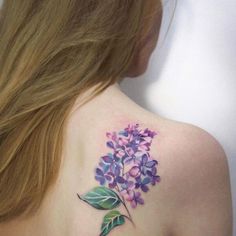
[77,123,161,236]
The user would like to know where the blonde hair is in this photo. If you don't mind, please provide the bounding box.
[0,0,162,222]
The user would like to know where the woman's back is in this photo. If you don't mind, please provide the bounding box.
[0,83,232,236]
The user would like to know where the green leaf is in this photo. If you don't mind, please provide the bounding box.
[100,210,125,236]
[77,186,122,210]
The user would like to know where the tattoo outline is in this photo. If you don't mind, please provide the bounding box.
[77,123,161,236]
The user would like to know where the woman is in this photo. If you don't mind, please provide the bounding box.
[0,1,232,235]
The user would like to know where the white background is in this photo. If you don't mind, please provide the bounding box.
[120,0,236,235]
[0,0,235,234]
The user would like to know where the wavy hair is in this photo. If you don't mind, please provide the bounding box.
[0,0,162,222]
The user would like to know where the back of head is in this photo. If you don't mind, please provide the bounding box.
[0,0,162,222]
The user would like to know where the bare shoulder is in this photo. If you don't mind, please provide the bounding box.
[63,102,233,236]
[153,118,233,236]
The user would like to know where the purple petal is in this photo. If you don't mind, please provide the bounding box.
[114,155,120,162]
[135,183,140,189]
[127,190,135,200]
[108,180,117,189]
[116,149,126,158]
[145,160,157,168]
[149,131,157,138]
[141,154,148,164]
[129,166,140,177]
[135,176,142,183]
[141,184,149,192]
[104,174,112,181]
[151,167,157,175]
[116,176,126,184]
[127,181,135,189]
[95,176,105,185]
[150,175,161,185]
[95,168,104,176]
[146,170,153,176]
[110,132,117,141]
[130,200,137,208]
[155,175,161,182]
[114,165,121,176]
[106,141,115,149]
[134,191,141,198]
[107,171,115,177]
[120,183,128,190]
[123,156,133,164]
[102,155,113,163]
[106,132,112,138]
[136,196,144,205]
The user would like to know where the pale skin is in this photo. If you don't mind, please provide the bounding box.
[0,5,233,236]
[0,83,232,236]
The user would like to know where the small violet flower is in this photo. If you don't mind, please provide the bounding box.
[122,190,144,208]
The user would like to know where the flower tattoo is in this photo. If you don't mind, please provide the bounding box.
[77,123,161,236]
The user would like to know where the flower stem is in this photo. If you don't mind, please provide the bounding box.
[121,195,135,227]
[122,214,135,227]
[115,186,135,227]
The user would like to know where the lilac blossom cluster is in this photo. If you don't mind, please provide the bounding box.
[95,123,161,208]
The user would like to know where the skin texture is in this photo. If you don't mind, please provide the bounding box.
[76,123,160,235]
[0,5,232,236]
[0,83,232,236]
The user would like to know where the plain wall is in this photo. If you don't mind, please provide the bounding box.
[120,0,236,235]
